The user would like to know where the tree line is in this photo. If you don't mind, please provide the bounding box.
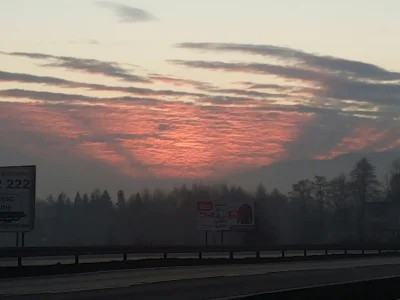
[9,157,400,247]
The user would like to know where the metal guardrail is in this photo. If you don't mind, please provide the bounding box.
[1,244,400,267]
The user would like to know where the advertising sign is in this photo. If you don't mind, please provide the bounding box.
[197,201,215,230]
[214,203,228,230]
[197,199,254,231]
[227,201,255,231]
[0,165,36,232]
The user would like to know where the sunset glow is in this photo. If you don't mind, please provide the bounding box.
[1,0,399,196]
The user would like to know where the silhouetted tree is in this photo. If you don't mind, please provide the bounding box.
[387,159,400,202]
[327,174,354,240]
[350,158,381,241]
[289,179,321,243]
[82,193,89,205]
[8,156,400,248]
[117,190,126,211]
[312,176,329,240]
[74,192,83,207]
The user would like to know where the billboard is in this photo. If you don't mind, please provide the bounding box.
[0,165,36,232]
[197,201,215,231]
[197,199,254,231]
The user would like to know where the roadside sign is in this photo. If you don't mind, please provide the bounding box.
[214,203,228,230]
[197,201,215,230]
[0,165,36,232]
[197,199,255,231]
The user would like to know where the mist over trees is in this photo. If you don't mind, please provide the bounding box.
[3,157,400,247]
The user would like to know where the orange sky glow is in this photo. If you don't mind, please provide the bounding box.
[0,41,399,187]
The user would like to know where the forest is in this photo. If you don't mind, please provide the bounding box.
[4,157,400,247]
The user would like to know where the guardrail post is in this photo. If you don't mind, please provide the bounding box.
[17,257,22,267]
[123,253,127,261]
[378,249,381,254]
[362,249,365,255]
[256,251,260,259]
[229,252,233,259]
[344,249,347,255]
[75,255,79,264]
[304,249,307,257]
[281,250,285,257]
[199,252,202,259]
[325,249,328,256]
[163,253,167,259]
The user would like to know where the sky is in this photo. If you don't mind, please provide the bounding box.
[0,0,400,197]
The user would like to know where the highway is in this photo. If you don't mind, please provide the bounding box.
[2,256,400,299]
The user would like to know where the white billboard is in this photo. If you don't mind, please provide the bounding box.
[197,201,215,231]
[0,165,36,232]
[197,199,255,231]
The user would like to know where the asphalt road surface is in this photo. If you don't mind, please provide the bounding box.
[2,256,400,300]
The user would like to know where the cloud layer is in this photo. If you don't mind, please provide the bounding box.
[1,42,399,192]
[96,1,156,23]
[177,43,400,81]
[172,43,400,111]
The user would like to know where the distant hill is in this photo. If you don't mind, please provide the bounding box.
[227,150,400,193]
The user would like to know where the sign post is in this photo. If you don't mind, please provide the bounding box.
[0,165,36,245]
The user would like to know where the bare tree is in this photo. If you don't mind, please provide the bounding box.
[350,158,382,241]
[327,174,354,240]
[312,176,329,239]
[387,159,400,202]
